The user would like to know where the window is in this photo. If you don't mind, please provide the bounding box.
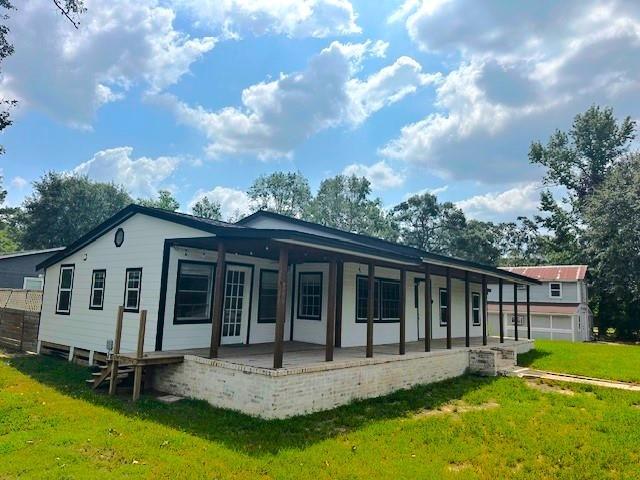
[257,270,278,323]
[56,265,74,314]
[90,270,106,310]
[356,276,401,322]
[439,288,448,326]
[549,282,562,298]
[472,292,481,326]
[23,276,44,290]
[123,268,142,312]
[174,261,214,323]
[511,314,525,326]
[298,272,322,320]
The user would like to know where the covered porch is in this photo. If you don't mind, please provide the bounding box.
[151,230,539,371]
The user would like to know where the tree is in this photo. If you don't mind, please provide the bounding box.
[497,217,545,266]
[192,196,222,220]
[584,154,640,338]
[307,175,397,241]
[530,105,636,205]
[248,171,311,218]
[17,173,131,249]
[137,190,180,212]
[0,175,18,252]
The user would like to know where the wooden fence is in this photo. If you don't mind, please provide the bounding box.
[0,308,40,352]
[0,289,42,352]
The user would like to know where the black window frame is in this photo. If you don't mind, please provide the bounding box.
[355,275,401,323]
[173,260,215,325]
[257,269,278,324]
[123,267,143,313]
[471,291,480,326]
[297,271,323,320]
[439,287,448,326]
[89,269,106,310]
[55,263,75,315]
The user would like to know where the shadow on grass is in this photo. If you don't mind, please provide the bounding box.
[517,348,550,367]
[6,353,497,455]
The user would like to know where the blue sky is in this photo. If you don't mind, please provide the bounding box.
[2,0,639,221]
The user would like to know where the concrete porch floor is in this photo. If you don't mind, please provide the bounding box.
[136,336,531,371]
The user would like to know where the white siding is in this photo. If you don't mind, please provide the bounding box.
[39,214,211,354]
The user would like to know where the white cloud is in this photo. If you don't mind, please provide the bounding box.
[175,0,361,38]
[72,147,180,197]
[189,186,251,220]
[2,0,215,127]
[382,0,640,183]
[10,176,27,189]
[403,184,449,199]
[342,161,405,189]
[456,182,541,221]
[157,40,436,159]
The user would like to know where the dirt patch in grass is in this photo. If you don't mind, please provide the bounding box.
[525,379,575,396]
[447,461,472,472]
[411,400,499,419]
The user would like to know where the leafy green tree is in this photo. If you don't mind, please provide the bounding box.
[530,105,636,205]
[307,175,397,241]
[497,217,545,266]
[248,171,311,218]
[17,173,131,249]
[191,196,222,220]
[137,190,180,212]
[584,154,640,338]
[0,175,18,252]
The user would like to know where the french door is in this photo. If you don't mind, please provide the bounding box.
[220,265,251,344]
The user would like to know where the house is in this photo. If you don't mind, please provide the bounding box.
[36,204,539,418]
[487,265,592,342]
[0,247,65,290]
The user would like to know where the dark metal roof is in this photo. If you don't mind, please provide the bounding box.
[37,204,540,285]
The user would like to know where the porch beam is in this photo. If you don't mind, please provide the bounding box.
[325,259,337,361]
[366,262,375,358]
[499,278,504,343]
[424,263,431,352]
[526,284,531,339]
[464,271,470,348]
[482,275,488,345]
[209,241,226,359]
[273,246,289,369]
[513,283,519,341]
[399,268,406,355]
[446,267,452,349]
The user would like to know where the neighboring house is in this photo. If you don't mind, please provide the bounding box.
[35,205,538,418]
[487,265,592,342]
[0,248,65,290]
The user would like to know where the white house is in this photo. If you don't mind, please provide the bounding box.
[36,205,537,418]
[487,265,592,342]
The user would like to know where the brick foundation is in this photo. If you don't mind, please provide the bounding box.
[151,340,533,419]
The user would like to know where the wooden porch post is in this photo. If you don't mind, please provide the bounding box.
[108,306,124,396]
[464,271,470,348]
[482,275,488,346]
[209,241,226,359]
[513,283,519,341]
[446,267,452,349]
[366,262,375,358]
[325,259,337,361]
[399,268,406,355]
[132,309,147,402]
[273,246,289,369]
[499,278,504,343]
[424,263,431,352]
[526,285,531,340]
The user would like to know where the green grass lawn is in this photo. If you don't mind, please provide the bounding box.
[2,351,640,479]
[518,340,640,383]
